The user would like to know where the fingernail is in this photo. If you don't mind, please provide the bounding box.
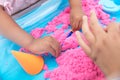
[75,31,80,35]
[83,16,87,20]
[90,9,96,15]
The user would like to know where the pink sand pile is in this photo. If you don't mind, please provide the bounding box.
[82,0,116,25]
[30,28,44,39]
[45,8,70,33]
[51,29,67,45]
[43,64,48,71]
[43,0,110,79]
[51,29,78,51]
[44,48,105,80]
[45,0,115,34]
[61,33,78,51]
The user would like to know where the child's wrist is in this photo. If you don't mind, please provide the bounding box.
[71,6,81,10]
[71,7,84,14]
[23,36,35,50]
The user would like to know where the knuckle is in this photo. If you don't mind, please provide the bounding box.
[45,40,51,46]
[112,35,118,40]
[47,36,52,39]
[96,42,101,47]
[46,44,51,50]
[90,38,107,62]
[90,51,97,61]
[92,56,97,62]
[47,36,53,41]
[30,47,38,54]
[75,16,80,19]
[83,31,88,36]
[101,36,107,45]
[91,50,99,62]
[90,21,95,26]
[95,43,102,53]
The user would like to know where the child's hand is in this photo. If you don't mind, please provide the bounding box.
[76,10,120,78]
[70,8,84,31]
[0,7,61,57]
[28,36,61,57]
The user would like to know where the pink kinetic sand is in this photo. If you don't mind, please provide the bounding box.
[43,64,48,71]
[31,28,44,39]
[19,0,116,79]
[44,48,105,80]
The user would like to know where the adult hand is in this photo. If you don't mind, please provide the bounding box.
[76,10,120,78]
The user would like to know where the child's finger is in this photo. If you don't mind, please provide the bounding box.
[90,10,105,38]
[51,38,61,57]
[75,20,80,30]
[48,46,56,57]
[75,31,91,56]
[79,21,82,29]
[74,21,78,31]
[70,17,73,26]
[70,17,74,31]
[82,16,95,44]
[71,21,76,31]
[76,20,82,30]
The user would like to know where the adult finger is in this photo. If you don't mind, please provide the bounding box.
[75,31,91,56]
[90,10,105,38]
[82,16,95,44]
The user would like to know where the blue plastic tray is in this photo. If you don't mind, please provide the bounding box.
[0,0,120,80]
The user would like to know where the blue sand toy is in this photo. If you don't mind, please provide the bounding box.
[99,0,120,14]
